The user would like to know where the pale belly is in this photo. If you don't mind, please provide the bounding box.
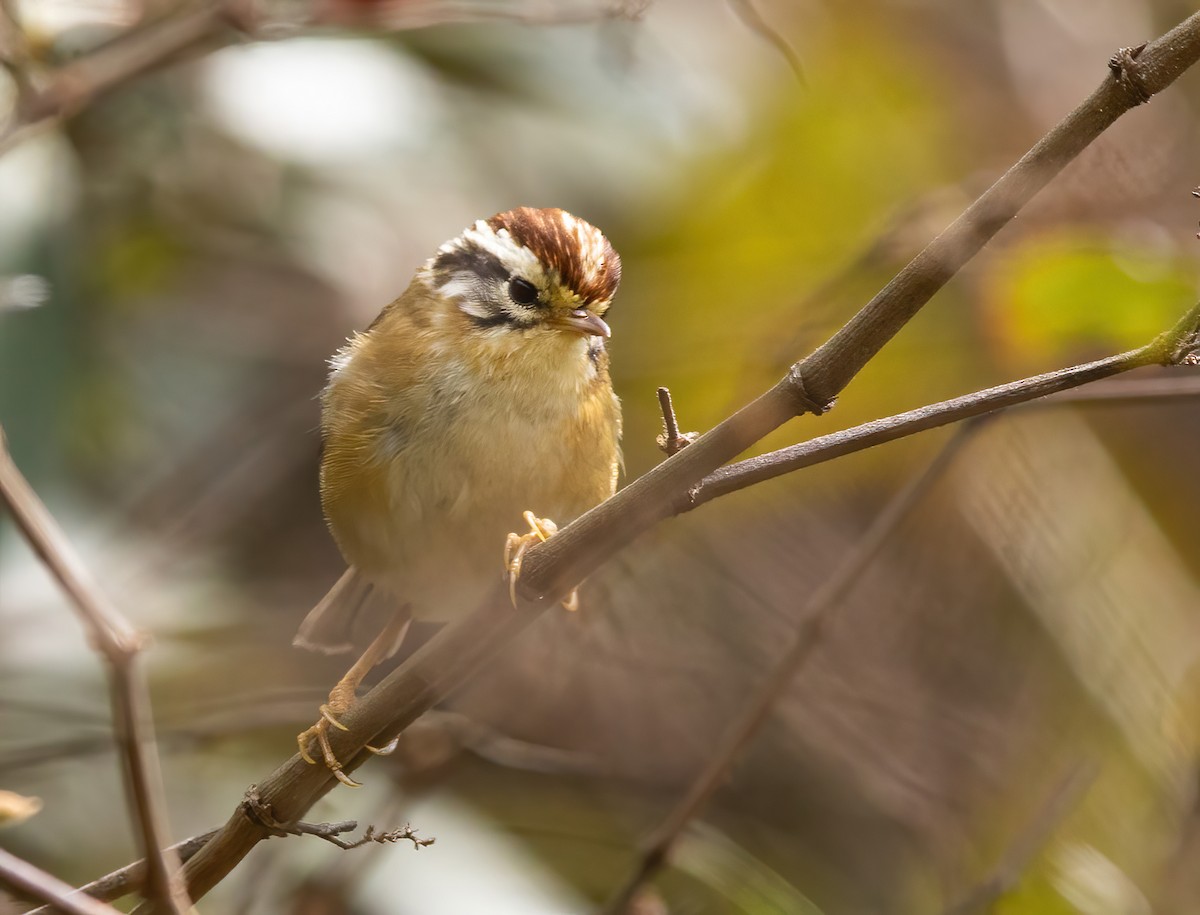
[325,382,618,622]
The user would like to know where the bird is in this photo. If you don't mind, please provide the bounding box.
[294,206,623,786]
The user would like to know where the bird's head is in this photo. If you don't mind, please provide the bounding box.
[423,207,621,346]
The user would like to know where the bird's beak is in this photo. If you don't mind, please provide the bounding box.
[552,308,611,338]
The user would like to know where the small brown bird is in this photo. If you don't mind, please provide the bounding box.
[295,207,623,784]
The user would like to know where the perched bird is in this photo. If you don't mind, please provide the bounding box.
[295,207,623,785]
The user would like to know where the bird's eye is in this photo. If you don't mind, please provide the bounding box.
[508,277,539,307]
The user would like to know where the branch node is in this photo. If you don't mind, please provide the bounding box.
[239,786,288,838]
[236,787,433,851]
[1108,42,1151,103]
[655,387,698,456]
[785,366,834,416]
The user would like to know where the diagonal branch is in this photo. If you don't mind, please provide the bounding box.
[24,831,218,914]
[0,847,124,915]
[0,433,190,914]
[943,761,1099,915]
[158,12,1200,908]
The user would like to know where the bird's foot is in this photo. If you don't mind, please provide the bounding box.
[297,707,399,787]
[297,701,360,787]
[297,681,399,788]
[504,510,579,611]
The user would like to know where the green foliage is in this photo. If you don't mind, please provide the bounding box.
[983,233,1199,371]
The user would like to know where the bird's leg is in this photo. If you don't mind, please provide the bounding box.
[297,611,410,787]
[504,510,579,611]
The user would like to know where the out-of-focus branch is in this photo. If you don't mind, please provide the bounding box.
[943,762,1099,915]
[0,3,236,157]
[0,847,123,915]
[0,432,190,914]
[601,421,980,912]
[324,0,650,29]
[161,13,1200,908]
[727,0,805,85]
[0,0,649,159]
[24,832,218,915]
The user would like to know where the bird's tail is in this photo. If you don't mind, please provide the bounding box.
[293,566,377,655]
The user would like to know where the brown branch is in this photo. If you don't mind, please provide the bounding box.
[655,387,696,455]
[24,832,218,914]
[239,786,434,850]
[0,4,235,157]
[602,419,980,912]
[158,12,1200,907]
[0,0,652,159]
[0,847,123,915]
[0,432,190,914]
[330,0,651,29]
[687,301,1200,510]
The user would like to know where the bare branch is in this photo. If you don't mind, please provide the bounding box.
[240,786,434,850]
[161,12,1200,906]
[0,0,652,159]
[0,431,189,914]
[0,847,123,915]
[25,832,218,914]
[0,4,235,157]
[655,387,697,456]
[329,0,651,29]
[687,300,1200,510]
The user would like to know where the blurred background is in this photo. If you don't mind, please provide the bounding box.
[3,0,1200,912]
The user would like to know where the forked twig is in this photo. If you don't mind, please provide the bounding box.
[240,786,435,851]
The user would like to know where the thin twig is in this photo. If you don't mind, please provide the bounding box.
[0,4,234,158]
[25,832,218,914]
[328,0,650,29]
[164,13,1200,905]
[687,306,1200,510]
[0,847,122,915]
[655,387,696,455]
[603,420,979,912]
[0,431,189,914]
[0,0,652,160]
[317,824,435,851]
[240,786,434,851]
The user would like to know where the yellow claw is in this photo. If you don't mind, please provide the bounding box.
[505,511,556,606]
[504,511,578,611]
[297,718,363,787]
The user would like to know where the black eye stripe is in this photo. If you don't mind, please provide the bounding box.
[466,311,521,330]
[431,244,508,286]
